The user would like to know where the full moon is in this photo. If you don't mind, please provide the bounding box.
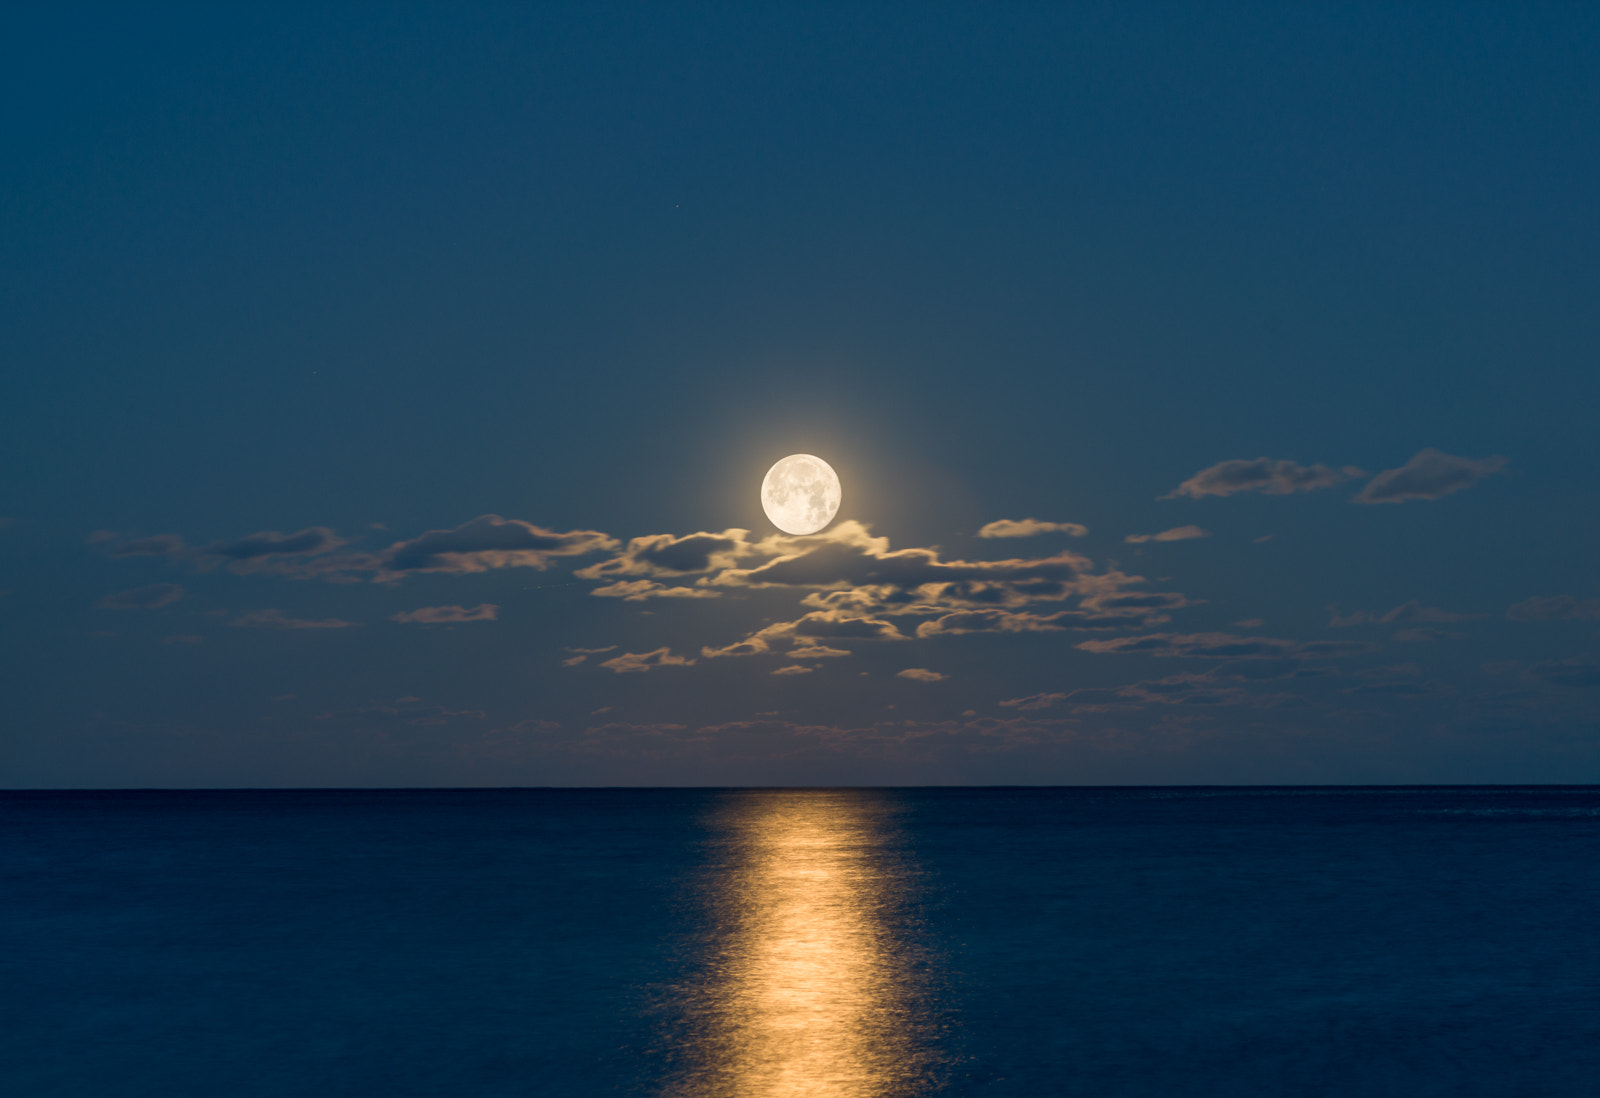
[761,454,842,535]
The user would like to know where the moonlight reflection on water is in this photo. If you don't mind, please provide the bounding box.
[661,790,946,1098]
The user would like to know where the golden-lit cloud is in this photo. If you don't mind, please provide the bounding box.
[576,529,756,579]
[1077,631,1372,660]
[1162,458,1361,499]
[375,515,617,579]
[787,645,851,659]
[977,518,1088,538]
[598,647,696,673]
[896,668,948,682]
[589,580,721,601]
[1124,525,1210,544]
[389,603,499,623]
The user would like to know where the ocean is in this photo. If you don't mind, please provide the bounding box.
[3,787,1597,1095]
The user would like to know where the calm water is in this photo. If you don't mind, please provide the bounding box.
[2,787,1598,1096]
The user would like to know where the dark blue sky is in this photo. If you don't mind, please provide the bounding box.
[4,4,1598,786]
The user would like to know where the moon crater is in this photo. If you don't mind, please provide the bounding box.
[761,454,842,535]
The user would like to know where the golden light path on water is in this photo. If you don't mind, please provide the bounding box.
[664,790,941,1098]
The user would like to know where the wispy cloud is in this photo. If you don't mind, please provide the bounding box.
[1077,631,1372,660]
[376,515,617,579]
[577,530,753,579]
[389,604,499,623]
[1353,449,1506,504]
[598,647,696,673]
[1125,525,1210,544]
[977,519,1088,538]
[230,609,357,630]
[95,583,184,609]
[590,580,720,601]
[1508,595,1600,622]
[1162,458,1360,500]
[896,668,948,682]
[1328,600,1484,627]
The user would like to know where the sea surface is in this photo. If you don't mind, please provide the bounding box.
[3,787,1598,1096]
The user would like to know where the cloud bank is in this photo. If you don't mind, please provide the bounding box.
[1162,459,1360,499]
[1353,449,1506,504]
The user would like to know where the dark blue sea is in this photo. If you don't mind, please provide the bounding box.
[3,787,1598,1096]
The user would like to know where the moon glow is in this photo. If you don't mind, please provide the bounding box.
[761,454,842,535]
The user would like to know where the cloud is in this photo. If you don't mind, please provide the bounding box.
[108,534,188,558]
[915,609,1079,637]
[598,647,696,673]
[95,583,184,609]
[707,521,1093,597]
[316,697,487,726]
[1124,525,1211,544]
[1329,600,1484,627]
[589,580,720,601]
[1526,657,1600,688]
[389,604,499,624]
[1163,459,1360,500]
[977,519,1088,539]
[897,668,948,682]
[787,645,851,658]
[1391,628,1465,644]
[1353,449,1506,504]
[206,527,346,564]
[577,530,753,579]
[230,609,358,630]
[1508,595,1600,622]
[377,515,617,578]
[999,691,1068,711]
[771,664,813,676]
[1077,631,1372,660]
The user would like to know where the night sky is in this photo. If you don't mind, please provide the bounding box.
[5,5,1599,787]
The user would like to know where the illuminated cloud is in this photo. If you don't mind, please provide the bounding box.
[231,609,357,629]
[1353,449,1506,504]
[598,647,696,673]
[95,582,184,609]
[701,611,909,660]
[999,692,1068,711]
[707,521,1092,594]
[377,515,617,578]
[915,609,1078,637]
[771,664,813,676]
[389,603,499,623]
[1162,458,1360,499]
[1124,525,1210,544]
[897,668,948,682]
[589,580,720,601]
[560,645,616,667]
[577,530,754,579]
[205,527,347,570]
[787,645,851,658]
[978,518,1088,538]
[1077,631,1371,660]
[1508,595,1600,621]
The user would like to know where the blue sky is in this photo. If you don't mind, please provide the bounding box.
[4,4,1599,786]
